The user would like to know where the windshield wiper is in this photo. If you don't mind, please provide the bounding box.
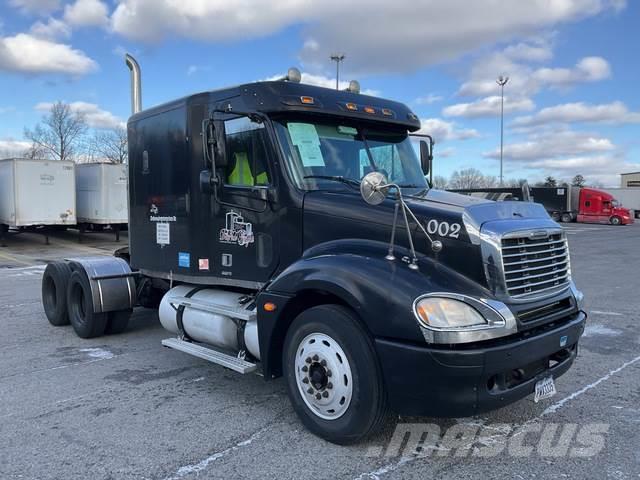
[303,175,361,189]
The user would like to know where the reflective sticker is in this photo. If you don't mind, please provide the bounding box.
[219,211,255,247]
[198,258,209,271]
[178,252,190,268]
[221,253,233,267]
[156,223,170,245]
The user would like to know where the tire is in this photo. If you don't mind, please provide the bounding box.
[610,216,622,226]
[560,213,572,223]
[283,304,387,444]
[42,262,72,326]
[105,310,131,335]
[551,212,561,222]
[66,270,107,338]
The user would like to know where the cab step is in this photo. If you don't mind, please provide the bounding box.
[161,337,258,374]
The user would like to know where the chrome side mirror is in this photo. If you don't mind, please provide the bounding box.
[360,171,389,205]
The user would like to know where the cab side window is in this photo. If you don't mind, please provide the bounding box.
[224,117,270,187]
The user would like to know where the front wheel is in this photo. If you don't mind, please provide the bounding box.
[283,305,387,444]
[610,216,622,225]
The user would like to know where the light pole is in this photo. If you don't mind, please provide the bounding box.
[496,75,509,186]
[330,54,345,90]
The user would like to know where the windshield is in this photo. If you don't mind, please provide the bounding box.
[273,119,428,193]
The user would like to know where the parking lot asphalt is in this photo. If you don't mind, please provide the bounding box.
[0,223,639,480]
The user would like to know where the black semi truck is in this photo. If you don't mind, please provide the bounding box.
[40,56,586,444]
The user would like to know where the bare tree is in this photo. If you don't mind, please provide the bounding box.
[89,127,128,164]
[449,168,486,189]
[543,176,557,187]
[483,175,499,188]
[571,174,586,187]
[24,101,87,161]
[431,175,448,189]
[505,178,528,188]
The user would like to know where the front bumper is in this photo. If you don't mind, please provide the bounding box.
[375,311,586,417]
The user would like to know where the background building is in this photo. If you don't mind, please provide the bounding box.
[621,172,640,187]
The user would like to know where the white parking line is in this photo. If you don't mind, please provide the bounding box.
[353,353,640,479]
[590,310,623,316]
[165,426,269,480]
[543,354,640,415]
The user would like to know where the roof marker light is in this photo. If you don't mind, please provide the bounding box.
[300,96,315,104]
[364,106,376,114]
[382,108,393,116]
[346,102,358,111]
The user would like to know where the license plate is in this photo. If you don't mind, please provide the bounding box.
[534,376,556,403]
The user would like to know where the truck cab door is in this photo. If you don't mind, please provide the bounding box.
[211,116,281,285]
[600,198,612,223]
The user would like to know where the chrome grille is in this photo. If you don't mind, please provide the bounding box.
[501,232,570,299]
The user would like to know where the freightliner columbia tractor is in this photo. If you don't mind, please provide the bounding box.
[40,55,586,444]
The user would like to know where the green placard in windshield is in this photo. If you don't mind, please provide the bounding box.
[337,126,357,136]
[287,122,325,167]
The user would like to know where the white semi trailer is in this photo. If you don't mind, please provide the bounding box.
[0,158,76,243]
[603,188,640,219]
[75,162,128,241]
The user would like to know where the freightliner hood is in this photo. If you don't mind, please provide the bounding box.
[302,189,552,288]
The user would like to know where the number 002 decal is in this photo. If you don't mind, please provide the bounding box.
[425,219,462,239]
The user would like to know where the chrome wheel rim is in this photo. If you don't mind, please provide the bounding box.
[294,332,353,420]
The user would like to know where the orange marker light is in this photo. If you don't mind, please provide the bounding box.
[263,302,277,312]
[300,96,315,104]
[382,108,393,116]
[364,106,376,114]
[346,102,358,111]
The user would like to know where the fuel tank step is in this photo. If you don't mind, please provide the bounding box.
[169,296,256,322]
[161,337,258,374]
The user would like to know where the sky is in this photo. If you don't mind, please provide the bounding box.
[0,0,638,186]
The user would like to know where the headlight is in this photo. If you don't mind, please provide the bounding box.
[414,297,486,329]
[412,293,517,344]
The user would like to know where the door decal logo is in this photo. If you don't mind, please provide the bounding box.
[219,211,255,247]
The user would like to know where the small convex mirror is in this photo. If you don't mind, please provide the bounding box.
[360,171,389,205]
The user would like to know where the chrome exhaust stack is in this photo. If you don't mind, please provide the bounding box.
[125,54,142,115]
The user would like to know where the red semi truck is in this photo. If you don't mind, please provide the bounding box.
[530,186,633,225]
[450,185,634,225]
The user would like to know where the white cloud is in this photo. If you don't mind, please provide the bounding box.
[483,130,615,161]
[515,155,637,187]
[0,139,31,157]
[443,96,535,118]
[186,64,211,76]
[458,55,611,98]
[513,101,640,127]
[437,147,455,158]
[417,118,479,143]
[64,0,109,27]
[532,56,610,87]
[0,33,97,75]
[29,17,71,40]
[109,0,624,73]
[9,0,60,14]
[503,42,553,62]
[415,94,444,105]
[482,128,634,186]
[36,101,124,129]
